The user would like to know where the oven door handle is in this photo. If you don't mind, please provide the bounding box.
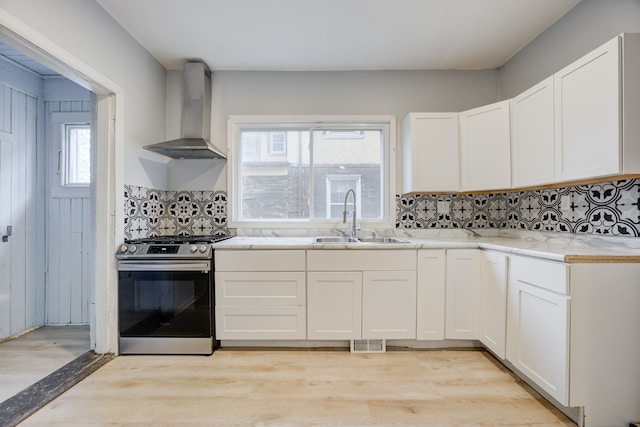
[118,261,211,273]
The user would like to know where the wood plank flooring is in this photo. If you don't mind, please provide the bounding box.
[19,348,577,426]
[0,326,89,403]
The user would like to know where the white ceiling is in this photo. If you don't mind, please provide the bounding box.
[97,0,581,72]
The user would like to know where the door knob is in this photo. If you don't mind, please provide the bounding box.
[2,225,12,243]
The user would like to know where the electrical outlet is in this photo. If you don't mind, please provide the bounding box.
[437,201,450,213]
[559,195,571,211]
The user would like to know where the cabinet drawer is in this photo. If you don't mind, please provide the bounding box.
[215,272,305,306]
[307,250,416,271]
[510,255,569,295]
[215,250,305,271]
[215,306,306,340]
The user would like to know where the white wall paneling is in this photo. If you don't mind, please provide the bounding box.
[46,102,92,325]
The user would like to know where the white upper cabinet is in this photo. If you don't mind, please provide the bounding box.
[511,76,555,187]
[554,33,640,182]
[459,100,511,191]
[402,113,460,193]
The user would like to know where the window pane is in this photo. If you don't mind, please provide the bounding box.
[65,124,91,185]
[312,129,382,220]
[239,130,310,220]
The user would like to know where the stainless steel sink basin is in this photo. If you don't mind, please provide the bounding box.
[357,237,410,244]
[313,236,360,244]
[313,236,410,244]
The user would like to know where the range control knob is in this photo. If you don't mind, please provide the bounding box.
[119,244,128,253]
[198,244,208,253]
[190,245,198,253]
[129,245,138,254]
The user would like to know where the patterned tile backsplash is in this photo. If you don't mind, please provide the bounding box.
[125,178,640,239]
[124,185,229,239]
[398,178,640,237]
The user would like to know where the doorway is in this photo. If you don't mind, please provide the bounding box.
[0,42,94,335]
[0,39,112,404]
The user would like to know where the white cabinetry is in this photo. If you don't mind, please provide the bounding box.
[307,250,416,340]
[401,113,459,193]
[479,251,508,359]
[554,33,640,182]
[511,76,555,187]
[506,255,570,406]
[459,100,511,191]
[307,271,362,339]
[445,249,481,340]
[416,249,446,340]
[215,250,306,340]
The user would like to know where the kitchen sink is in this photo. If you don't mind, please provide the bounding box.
[357,237,410,244]
[313,236,360,244]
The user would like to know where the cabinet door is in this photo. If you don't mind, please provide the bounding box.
[510,281,570,406]
[445,249,481,340]
[416,249,445,340]
[511,76,555,187]
[362,270,417,339]
[307,272,362,340]
[460,100,511,191]
[402,113,459,193]
[479,251,507,359]
[554,36,621,181]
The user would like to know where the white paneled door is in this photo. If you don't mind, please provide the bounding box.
[0,83,38,339]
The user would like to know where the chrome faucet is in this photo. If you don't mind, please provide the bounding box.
[343,189,357,238]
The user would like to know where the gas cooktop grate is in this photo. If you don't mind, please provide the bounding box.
[125,235,232,245]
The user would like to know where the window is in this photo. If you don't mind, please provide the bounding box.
[326,175,361,219]
[269,132,287,155]
[228,116,395,228]
[63,123,91,186]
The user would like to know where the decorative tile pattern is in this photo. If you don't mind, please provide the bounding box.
[124,185,229,240]
[125,178,640,239]
[397,178,640,237]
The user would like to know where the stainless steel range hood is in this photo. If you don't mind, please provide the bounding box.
[144,62,226,160]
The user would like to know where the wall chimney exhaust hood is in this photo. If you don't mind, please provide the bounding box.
[144,61,226,160]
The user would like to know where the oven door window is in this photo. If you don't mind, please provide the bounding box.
[119,270,211,338]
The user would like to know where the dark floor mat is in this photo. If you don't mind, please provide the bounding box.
[0,350,114,426]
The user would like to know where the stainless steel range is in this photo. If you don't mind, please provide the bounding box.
[116,234,232,355]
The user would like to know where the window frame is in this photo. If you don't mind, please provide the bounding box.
[227,115,396,230]
[62,122,91,186]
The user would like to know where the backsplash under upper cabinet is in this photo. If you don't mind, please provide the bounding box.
[398,178,640,237]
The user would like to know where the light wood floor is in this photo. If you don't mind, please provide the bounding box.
[0,326,90,403]
[19,347,577,426]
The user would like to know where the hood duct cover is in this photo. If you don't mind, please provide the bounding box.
[144,62,226,160]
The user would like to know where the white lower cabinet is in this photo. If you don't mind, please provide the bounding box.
[362,270,417,339]
[307,250,417,340]
[307,271,362,340]
[215,250,306,340]
[416,249,446,340]
[506,255,570,406]
[445,249,482,340]
[478,251,508,359]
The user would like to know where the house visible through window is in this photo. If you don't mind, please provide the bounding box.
[269,132,287,155]
[228,116,395,228]
[63,123,91,186]
[326,175,361,219]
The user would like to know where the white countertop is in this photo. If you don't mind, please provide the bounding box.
[212,229,640,263]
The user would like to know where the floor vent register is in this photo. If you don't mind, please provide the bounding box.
[350,339,386,353]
